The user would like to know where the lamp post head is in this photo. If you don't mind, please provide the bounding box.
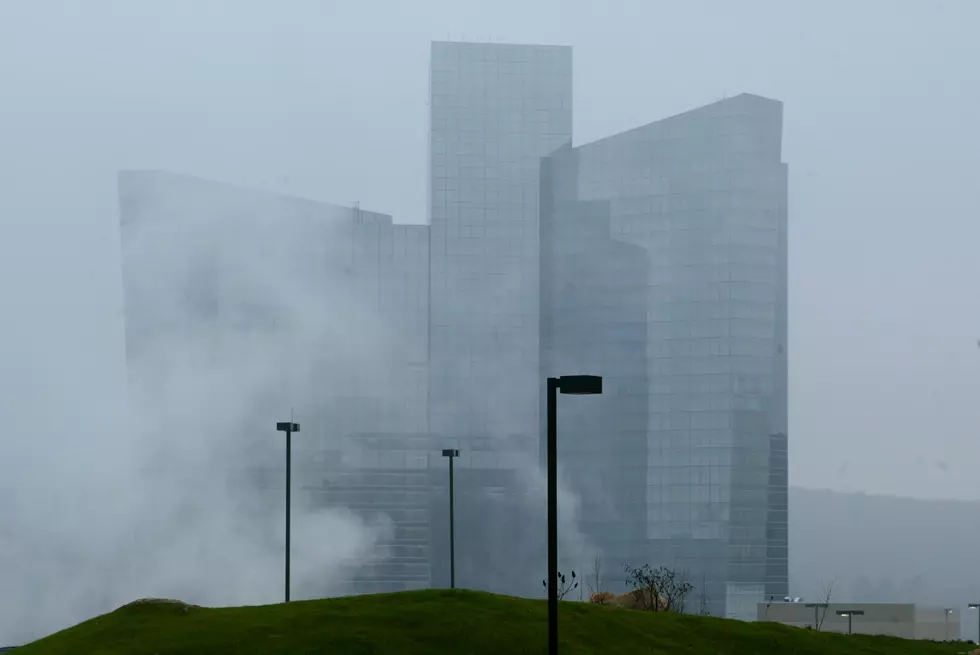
[945,608,954,615]
[836,610,864,617]
[276,422,300,433]
[442,449,459,458]
[969,604,980,610]
[557,375,603,395]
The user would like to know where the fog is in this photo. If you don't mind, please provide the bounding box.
[1,0,979,646]
[790,488,980,641]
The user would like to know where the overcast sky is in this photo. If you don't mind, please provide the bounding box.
[1,0,978,500]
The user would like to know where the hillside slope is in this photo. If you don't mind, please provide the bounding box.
[13,590,971,655]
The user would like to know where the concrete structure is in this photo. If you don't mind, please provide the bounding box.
[540,93,788,619]
[759,602,961,640]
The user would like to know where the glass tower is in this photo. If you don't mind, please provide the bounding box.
[121,50,789,616]
[540,144,651,583]
[427,41,573,446]
[540,94,788,618]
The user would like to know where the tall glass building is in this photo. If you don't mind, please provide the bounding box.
[119,47,788,617]
[540,94,788,619]
[427,41,573,446]
[540,145,651,584]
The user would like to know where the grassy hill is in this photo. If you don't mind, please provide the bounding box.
[12,590,974,655]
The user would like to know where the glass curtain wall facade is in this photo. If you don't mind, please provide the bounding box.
[298,431,541,596]
[427,41,573,447]
[427,434,543,597]
[121,53,789,615]
[303,433,436,595]
[540,144,651,583]
[544,94,788,618]
[346,215,430,436]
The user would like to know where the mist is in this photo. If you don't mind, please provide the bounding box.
[2,0,980,647]
[1,170,394,642]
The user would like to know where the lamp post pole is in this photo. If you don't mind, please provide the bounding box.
[546,375,602,655]
[442,448,460,589]
[547,377,559,655]
[836,610,863,635]
[276,421,300,603]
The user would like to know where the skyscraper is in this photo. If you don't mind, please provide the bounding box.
[540,144,651,592]
[427,41,573,447]
[118,45,789,617]
[540,93,788,618]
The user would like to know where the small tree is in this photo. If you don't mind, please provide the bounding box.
[816,579,835,631]
[624,564,693,613]
[542,570,578,600]
[662,567,693,613]
[697,573,710,616]
[587,555,602,598]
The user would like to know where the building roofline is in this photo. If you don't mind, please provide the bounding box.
[431,40,571,51]
[576,93,783,150]
[117,169,394,221]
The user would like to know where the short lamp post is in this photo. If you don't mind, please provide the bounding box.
[836,609,864,635]
[276,421,300,603]
[969,604,980,644]
[546,375,603,655]
[944,608,954,640]
[805,602,828,630]
[441,448,460,589]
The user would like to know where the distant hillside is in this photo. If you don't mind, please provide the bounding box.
[790,486,980,639]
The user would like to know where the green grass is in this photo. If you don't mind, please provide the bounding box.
[13,590,975,655]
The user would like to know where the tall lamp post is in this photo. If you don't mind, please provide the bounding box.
[442,448,460,589]
[276,420,300,603]
[547,375,602,655]
[969,604,980,644]
[836,609,864,635]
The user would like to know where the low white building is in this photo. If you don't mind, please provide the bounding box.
[757,602,960,640]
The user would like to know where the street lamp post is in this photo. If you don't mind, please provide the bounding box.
[547,375,602,655]
[804,602,828,630]
[836,609,864,635]
[944,608,954,640]
[276,421,300,603]
[969,604,980,644]
[442,448,460,589]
